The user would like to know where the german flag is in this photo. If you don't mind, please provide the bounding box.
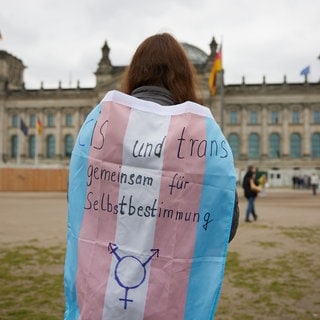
[36,118,43,135]
[208,46,222,95]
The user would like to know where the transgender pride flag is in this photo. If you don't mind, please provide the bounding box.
[64,90,236,320]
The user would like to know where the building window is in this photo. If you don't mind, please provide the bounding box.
[47,114,55,127]
[64,134,74,157]
[269,133,281,158]
[249,111,258,124]
[30,114,36,128]
[229,111,238,124]
[290,133,301,158]
[314,111,320,124]
[65,114,73,127]
[271,111,279,124]
[11,135,18,158]
[227,133,239,159]
[12,114,19,128]
[46,134,56,158]
[311,133,320,158]
[248,133,259,159]
[28,135,36,158]
[292,111,299,124]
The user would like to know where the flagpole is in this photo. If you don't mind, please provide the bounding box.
[220,69,225,132]
[35,117,43,166]
[220,37,224,132]
[17,131,21,165]
[35,133,38,166]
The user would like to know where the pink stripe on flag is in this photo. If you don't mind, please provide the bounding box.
[76,102,131,319]
[144,114,207,319]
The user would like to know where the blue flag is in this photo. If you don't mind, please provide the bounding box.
[300,66,310,76]
[20,118,28,136]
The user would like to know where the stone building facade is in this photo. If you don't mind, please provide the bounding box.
[0,38,319,186]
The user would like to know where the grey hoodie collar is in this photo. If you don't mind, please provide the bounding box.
[131,86,175,106]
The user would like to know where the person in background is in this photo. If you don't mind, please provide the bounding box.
[242,165,261,222]
[310,172,319,195]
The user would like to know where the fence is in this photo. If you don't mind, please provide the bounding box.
[0,167,68,191]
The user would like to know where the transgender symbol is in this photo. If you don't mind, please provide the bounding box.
[108,243,159,310]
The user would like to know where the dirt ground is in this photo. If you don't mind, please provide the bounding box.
[0,187,318,247]
[0,188,319,319]
[0,192,68,247]
[230,187,320,260]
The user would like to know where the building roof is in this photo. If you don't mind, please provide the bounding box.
[180,43,208,65]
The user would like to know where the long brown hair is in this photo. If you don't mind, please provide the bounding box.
[121,33,200,104]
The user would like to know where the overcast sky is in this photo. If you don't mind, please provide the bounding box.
[1,0,320,89]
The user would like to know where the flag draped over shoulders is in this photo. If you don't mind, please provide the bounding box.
[208,46,222,96]
[64,90,236,320]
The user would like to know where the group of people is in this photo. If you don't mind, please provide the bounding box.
[292,173,319,195]
[242,167,320,224]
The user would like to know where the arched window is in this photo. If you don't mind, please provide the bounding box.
[229,111,238,124]
[290,133,301,158]
[28,135,36,158]
[29,114,36,128]
[269,133,281,158]
[311,133,320,158]
[65,114,73,127]
[11,135,18,158]
[314,111,320,124]
[270,111,279,124]
[47,114,55,127]
[227,133,239,159]
[46,134,56,158]
[248,133,259,159]
[64,134,74,158]
[249,111,258,124]
[12,114,19,128]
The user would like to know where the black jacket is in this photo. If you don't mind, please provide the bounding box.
[242,171,258,198]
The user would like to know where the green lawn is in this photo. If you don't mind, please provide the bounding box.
[1,225,319,319]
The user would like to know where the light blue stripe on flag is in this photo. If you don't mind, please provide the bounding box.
[64,103,102,320]
[184,117,236,320]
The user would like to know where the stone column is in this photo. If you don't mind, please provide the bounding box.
[56,109,62,159]
[282,106,289,157]
[261,106,268,159]
[37,111,44,161]
[0,99,4,163]
[303,105,310,157]
[240,106,247,160]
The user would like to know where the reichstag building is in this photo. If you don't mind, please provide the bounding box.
[0,37,319,187]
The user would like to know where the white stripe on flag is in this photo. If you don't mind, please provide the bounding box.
[102,108,171,320]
